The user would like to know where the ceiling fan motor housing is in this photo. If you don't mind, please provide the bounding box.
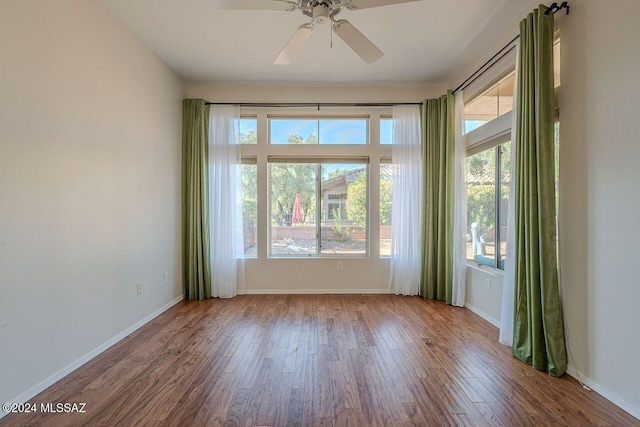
[312,2,331,24]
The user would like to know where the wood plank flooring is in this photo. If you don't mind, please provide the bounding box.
[1,295,637,426]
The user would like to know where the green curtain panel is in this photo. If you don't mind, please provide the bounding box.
[182,99,212,300]
[511,6,567,376]
[421,91,455,303]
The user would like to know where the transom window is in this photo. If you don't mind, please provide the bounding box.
[464,72,515,133]
[380,118,394,144]
[269,118,368,144]
[238,118,257,144]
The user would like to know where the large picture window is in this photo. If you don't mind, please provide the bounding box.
[238,107,392,259]
[269,161,368,256]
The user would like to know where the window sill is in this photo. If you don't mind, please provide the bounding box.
[266,256,371,260]
[466,261,505,277]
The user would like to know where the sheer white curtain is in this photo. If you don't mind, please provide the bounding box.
[500,40,520,345]
[451,92,468,306]
[390,105,422,295]
[209,105,245,298]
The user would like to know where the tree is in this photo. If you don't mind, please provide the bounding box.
[239,129,257,144]
[346,173,367,227]
[269,133,319,225]
[345,172,392,228]
[467,148,495,182]
[328,168,346,179]
[240,164,257,222]
[466,184,496,231]
[287,133,317,145]
[379,176,393,226]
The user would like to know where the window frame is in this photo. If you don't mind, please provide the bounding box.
[462,34,561,271]
[239,159,258,258]
[267,159,370,258]
[464,76,514,272]
[463,70,516,133]
[238,106,392,260]
[379,157,393,257]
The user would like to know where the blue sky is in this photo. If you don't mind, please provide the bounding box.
[380,118,393,144]
[270,119,367,144]
[239,118,396,144]
[238,119,257,143]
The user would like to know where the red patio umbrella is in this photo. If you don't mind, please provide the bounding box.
[292,193,303,224]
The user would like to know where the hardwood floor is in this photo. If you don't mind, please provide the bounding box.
[1,295,637,426]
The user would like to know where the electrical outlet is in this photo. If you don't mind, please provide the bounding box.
[163,272,169,284]
[137,283,143,295]
[485,278,491,291]
[337,262,343,271]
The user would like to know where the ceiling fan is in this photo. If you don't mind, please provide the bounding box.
[209,0,421,65]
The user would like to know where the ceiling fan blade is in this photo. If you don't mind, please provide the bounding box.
[333,19,383,64]
[274,24,314,65]
[208,0,297,11]
[346,0,421,10]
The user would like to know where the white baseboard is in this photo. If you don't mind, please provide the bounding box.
[463,307,639,420]
[464,303,501,328]
[1,295,184,418]
[566,365,640,421]
[244,288,391,295]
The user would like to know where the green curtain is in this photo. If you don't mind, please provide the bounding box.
[182,99,212,300]
[511,6,567,376]
[420,91,455,303]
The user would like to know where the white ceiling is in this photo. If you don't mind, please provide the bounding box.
[101,0,514,84]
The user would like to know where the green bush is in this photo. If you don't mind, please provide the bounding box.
[345,174,392,227]
[467,184,508,230]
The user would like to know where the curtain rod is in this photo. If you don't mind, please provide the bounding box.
[204,102,422,108]
[452,34,519,95]
[453,2,569,95]
[545,2,569,16]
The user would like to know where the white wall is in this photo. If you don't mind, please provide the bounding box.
[557,0,640,416]
[188,83,444,293]
[464,266,503,328]
[0,0,185,406]
[457,0,640,418]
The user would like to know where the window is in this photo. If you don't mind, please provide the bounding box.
[462,38,560,273]
[322,163,367,254]
[269,162,317,255]
[380,118,393,144]
[379,161,393,256]
[238,118,257,144]
[464,72,515,133]
[240,162,257,257]
[238,107,392,259]
[269,161,368,256]
[466,142,510,270]
[269,118,367,144]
